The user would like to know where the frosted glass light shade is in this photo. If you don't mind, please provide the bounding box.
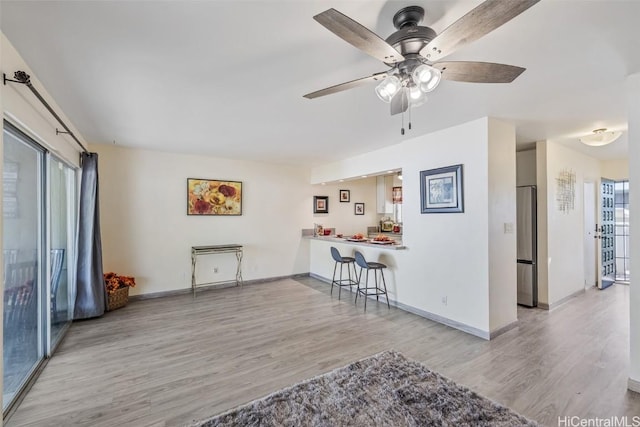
[579,128,622,147]
[408,84,427,107]
[412,64,442,93]
[375,75,401,103]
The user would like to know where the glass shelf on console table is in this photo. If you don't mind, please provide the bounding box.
[306,236,406,250]
[191,244,243,296]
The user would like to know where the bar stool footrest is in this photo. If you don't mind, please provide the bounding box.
[333,278,359,286]
[357,288,387,297]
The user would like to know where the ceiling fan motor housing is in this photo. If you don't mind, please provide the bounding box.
[386,6,436,62]
[392,6,425,29]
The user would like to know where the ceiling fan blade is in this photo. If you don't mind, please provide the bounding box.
[419,0,540,62]
[303,72,388,99]
[434,61,525,83]
[390,89,408,116]
[314,9,404,64]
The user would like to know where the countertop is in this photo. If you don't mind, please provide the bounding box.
[306,235,406,250]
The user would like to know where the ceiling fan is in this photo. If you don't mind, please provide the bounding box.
[303,0,540,116]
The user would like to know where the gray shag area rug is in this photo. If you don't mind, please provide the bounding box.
[189,350,538,427]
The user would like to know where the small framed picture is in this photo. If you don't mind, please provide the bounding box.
[314,196,329,214]
[392,186,403,204]
[354,202,365,215]
[339,189,350,203]
[420,164,464,214]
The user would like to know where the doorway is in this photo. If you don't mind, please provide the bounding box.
[583,182,596,288]
[599,179,616,289]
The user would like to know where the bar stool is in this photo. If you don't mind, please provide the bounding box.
[330,247,358,300]
[354,251,390,311]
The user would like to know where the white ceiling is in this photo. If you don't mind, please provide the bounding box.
[2,0,638,166]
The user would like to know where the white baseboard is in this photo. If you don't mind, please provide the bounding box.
[394,300,491,340]
[490,321,519,339]
[538,288,585,311]
[629,378,640,393]
[129,273,310,301]
[309,273,491,340]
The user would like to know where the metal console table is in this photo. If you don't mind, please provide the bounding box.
[191,244,243,296]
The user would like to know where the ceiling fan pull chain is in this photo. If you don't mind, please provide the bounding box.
[401,110,405,135]
[408,104,412,130]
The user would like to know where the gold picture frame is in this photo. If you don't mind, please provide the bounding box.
[187,178,242,216]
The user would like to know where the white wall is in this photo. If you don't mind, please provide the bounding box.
[312,118,516,336]
[536,142,549,305]
[516,149,537,186]
[1,34,83,167]
[537,140,601,307]
[601,159,629,180]
[92,144,313,295]
[311,178,378,236]
[488,119,517,332]
[627,72,640,391]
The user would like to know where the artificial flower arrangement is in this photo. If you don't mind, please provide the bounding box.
[104,272,136,294]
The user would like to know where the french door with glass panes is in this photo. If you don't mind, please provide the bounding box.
[599,179,615,289]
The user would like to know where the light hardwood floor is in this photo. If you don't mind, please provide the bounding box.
[7,278,640,426]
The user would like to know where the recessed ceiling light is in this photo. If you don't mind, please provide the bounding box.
[321,182,326,185]
[362,175,368,178]
[387,170,394,174]
[339,179,344,182]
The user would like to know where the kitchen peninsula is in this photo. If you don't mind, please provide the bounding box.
[307,232,408,307]
[306,170,406,302]
[306,234,406,250]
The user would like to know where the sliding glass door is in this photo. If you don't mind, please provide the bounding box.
[49,157,76,346]
[2,123,45,411]
[2,121,78,413]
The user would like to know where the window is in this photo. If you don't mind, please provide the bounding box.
[614,180,629,282]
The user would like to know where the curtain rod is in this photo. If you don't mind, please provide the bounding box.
[4,70,90,154]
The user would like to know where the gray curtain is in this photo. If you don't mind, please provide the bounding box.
[74,152,106,319]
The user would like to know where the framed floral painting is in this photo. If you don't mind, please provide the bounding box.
[187,178,242,216]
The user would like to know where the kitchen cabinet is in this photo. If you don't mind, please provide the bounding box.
[376,176,393,214]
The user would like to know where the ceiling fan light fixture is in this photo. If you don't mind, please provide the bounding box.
[408,84,427,107]
[411,64,441,93]
[579,128,622,147]
[375,75,401,103]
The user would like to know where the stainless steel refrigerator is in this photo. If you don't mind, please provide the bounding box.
[517,186,537,307]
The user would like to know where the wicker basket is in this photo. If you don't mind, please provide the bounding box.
[107,286,129,311]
